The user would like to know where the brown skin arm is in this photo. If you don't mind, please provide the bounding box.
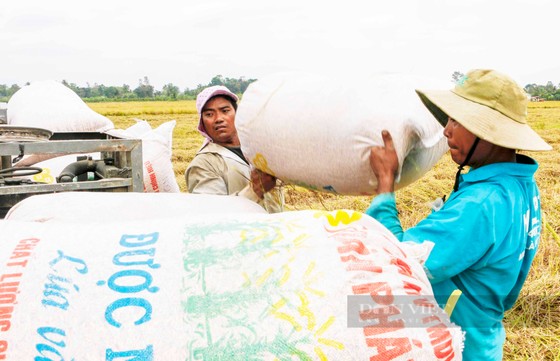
[369,130,399,194]
[250,168,277,199]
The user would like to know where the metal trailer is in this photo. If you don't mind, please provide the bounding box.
[0,130,143,218]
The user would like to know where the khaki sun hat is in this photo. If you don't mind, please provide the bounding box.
[415,69,551,151]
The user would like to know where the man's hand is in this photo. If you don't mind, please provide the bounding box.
[250,168,277,199]
[370,130,399,194]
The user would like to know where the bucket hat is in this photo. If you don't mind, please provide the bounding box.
[416,69,551,151]
[196,85,239,143]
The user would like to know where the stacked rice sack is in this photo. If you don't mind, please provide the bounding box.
[236,72,449,195]
[1,193,463,360]
[7,80,114,132]
[106,120,180,193]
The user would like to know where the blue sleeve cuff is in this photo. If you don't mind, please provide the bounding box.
[365,192,403,240]
[368,192,396,209]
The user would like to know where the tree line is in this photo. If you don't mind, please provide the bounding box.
[0,75,256,103]
[1,73,559,102]
[523,82,560,101]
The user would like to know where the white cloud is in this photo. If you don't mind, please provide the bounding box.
[0,0,558,90]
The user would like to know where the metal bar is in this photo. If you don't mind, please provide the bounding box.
[0,179,133,195]
[0,139,141,155]
[1,155,10,170]
[49,132,109,141]
[130,140,143,192]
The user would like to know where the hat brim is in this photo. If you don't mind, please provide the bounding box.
[415,89,552,151]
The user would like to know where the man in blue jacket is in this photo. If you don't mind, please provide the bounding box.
[366,69,551,360]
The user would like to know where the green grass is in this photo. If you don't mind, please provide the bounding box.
[88,100,560,360]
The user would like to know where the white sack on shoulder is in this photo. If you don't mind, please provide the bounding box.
[236,72,449,195]
[106,120,180,193]
[7,80,114,132]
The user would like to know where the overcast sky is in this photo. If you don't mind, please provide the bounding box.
[1,0,558,91]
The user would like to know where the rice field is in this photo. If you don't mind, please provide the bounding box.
[89,100,560,361]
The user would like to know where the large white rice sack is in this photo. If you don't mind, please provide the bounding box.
[0,195,463,360]
[6,192,267,222]
[236,72,449,195]
[7,80,114,132]
[106,120,180,193]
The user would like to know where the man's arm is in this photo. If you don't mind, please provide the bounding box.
[185,154,228,195]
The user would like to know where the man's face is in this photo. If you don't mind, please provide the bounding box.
[443,117,479,165]
[443,117,496,167]
[201,96,239,147]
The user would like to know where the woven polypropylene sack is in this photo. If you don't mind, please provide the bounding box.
[236,72,449,195]
[7,80,114,132]
[106,120,180,193]
[5,192,267,222]
[0,206,462,360]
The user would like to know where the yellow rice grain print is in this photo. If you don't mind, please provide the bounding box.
[314,210,362,226]
[252,153,275,176]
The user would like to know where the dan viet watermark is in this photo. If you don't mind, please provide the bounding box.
[347,294,558,329]
[347,295,452,328]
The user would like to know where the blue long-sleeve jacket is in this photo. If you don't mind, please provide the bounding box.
[365,154,542,361]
